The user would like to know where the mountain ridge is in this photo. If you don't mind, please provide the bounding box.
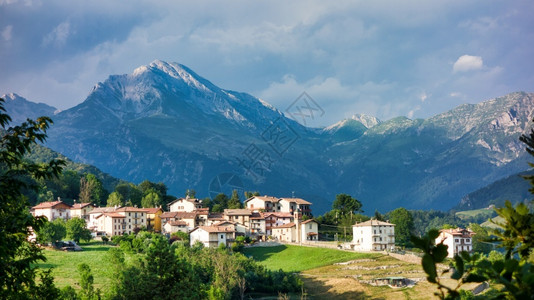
[4,61,534,213]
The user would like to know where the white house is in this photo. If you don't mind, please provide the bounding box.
[271,219,319,243]
[223,209,252,233]
[31,200,72,221]
[70,202,95,221]
[352,219,395,251]
[88,207,117,231]
[250,212,266,238]
[115,207,147,234]
[168,197,203,212]
[436,228,475,258]
[163,220,189,234]
[245,195,281,212]
[300,219,319,242]
[95,212,126,236]
[189,226,235,248]
[279,198,313,217]
[160,211,201,234]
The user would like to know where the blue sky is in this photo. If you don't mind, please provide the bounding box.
[1,0,533,126]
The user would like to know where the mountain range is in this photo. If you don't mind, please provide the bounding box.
[3,60,534,214]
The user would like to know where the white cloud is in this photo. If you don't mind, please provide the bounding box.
[453,55,483,73]
[407,105,421,119]
[420,92,428,102]
[42,21,71,47]
[2,25,12,41]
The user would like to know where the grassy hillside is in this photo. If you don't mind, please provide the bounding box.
[242,244,378,272]
[455,207,496,220]
[34,243,117,292]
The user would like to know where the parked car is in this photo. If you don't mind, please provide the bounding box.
[57,241,83,251]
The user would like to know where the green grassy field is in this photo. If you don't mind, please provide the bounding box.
[455,207,495,219]
[242,245,379,272]
[34,242,118,292]
[481,215,505,229]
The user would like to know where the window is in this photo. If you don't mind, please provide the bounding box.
[129,212,131,217]
[309,224,312,229]
[220,234,224,239]
[455,239,459,243]
[466,239,470,243]
[129,225,131,229]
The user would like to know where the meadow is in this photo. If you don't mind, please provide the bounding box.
[34,242,119,292]
[242,244,379,272]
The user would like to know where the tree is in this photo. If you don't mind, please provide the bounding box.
[138,180,167,198]
[115,183,142,207]
[106,191,123,207]
[77,263,98,300]
[212,193,230,212]
[112,234,203,299]
[37,218,66,246]
[332,193,362,215]
[374,209,385,221]
[141,189,162,208]
[185,189,196,198]
[0,97,64,298]
[66,217,92,243]
[388,207,414,246]
[244,191,260,199]
[79,173,105,205]
[227,190,242,209]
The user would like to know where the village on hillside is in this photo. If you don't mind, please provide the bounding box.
[31,195,474,258]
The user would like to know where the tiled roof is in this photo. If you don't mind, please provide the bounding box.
[280,197,312,205]
[115,207,146,212]
[160,212,197,219]
[352,219,395,227]
[212,221,236,227]
[89,207,118,214]
[142,207,163,214]
[97,212,125,219]
[224,209,252,216]
[167,197,203,207]
[32,200,72,209]
[168,220,187,226]
[160,212,178,218]
[71,203,94,209]
[192,226,235,233]
[250,212,264,220]
[244,195,281,203]
[264,212,293,218]
[301,219,317,224]
[272,222,295,229]
[440,228,474,237]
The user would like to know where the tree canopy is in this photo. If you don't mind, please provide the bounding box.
[387,207,414,246]
[0,97,64,298]
[332,193,363,215]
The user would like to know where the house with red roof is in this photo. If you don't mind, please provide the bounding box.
[436,228,475,258]
[95,212,126,236]
[31,200,72,221]
[71,202,95,221]
[189,226,235,248]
